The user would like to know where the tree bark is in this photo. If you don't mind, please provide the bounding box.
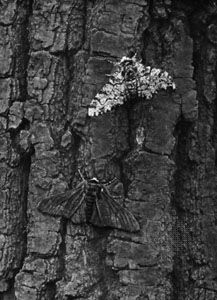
[0,0,216,299]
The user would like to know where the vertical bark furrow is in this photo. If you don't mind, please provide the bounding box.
[0,1,33,298]
[15,0,88,298]
[170,2,217,299]
[172,117,198,299]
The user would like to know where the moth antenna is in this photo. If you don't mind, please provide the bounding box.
[105,74,113,77]
[78,169,85,181]
[106,58,116,65]
[103,176,119,186]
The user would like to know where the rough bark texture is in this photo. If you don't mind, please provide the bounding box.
[0,0,217,299]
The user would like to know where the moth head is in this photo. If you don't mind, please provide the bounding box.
[90,177,99,183]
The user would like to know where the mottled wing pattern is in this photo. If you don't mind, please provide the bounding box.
[90,185,140,233]
[38,181,86,223]
[88,74,126,116]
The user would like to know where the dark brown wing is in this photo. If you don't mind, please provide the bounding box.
[66,188,87,224]
[90,185,140,233]
[37,181,87,223]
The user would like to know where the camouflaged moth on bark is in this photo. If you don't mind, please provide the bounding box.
[38,175,140,233]
[88,55,176,116]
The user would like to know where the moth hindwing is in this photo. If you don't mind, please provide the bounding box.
[38,179,140,233]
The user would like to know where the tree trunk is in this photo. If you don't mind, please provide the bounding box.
[0,0,217,299]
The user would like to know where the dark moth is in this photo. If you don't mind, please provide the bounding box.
[38,178,140,233]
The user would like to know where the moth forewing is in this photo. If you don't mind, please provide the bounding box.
[37,190,73,217]
[37,181,86,221]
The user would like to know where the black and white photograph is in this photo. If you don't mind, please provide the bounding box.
[0,0,216,299]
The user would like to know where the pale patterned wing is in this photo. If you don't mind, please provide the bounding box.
[90,186,140,233]
[88,75,126,116]
[38,182,86,224]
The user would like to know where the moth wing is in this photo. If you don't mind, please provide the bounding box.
[65,188,87,224]
[90,186,140,233]
[89,76,126,115]
[37,190,75,217]
[38,182,86,224]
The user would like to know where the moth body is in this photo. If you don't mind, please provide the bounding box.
[85,179,100,222]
